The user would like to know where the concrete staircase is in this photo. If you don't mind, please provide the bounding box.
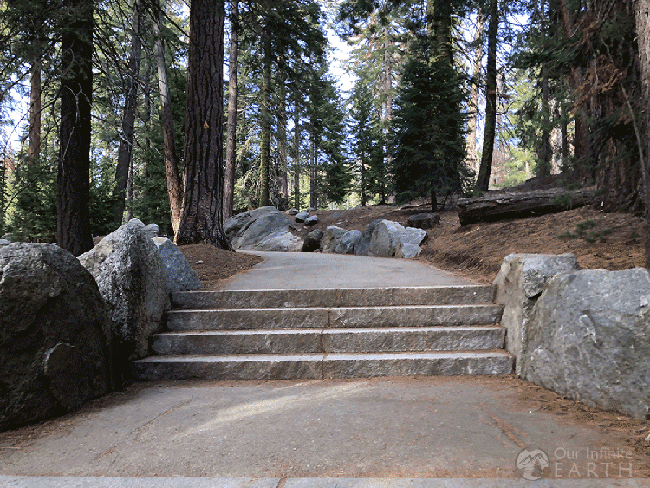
[132,285,514,380]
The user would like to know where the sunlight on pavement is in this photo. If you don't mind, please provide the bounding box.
[179,382,368,437]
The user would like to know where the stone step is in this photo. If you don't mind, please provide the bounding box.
[132,351,514,381]
[166,304,504,331]
[171,285,495,310]
[151,326,506,355]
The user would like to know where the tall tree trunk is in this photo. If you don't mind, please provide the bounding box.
[360,156,367,207]
[223,0,239,221]
[538,60,552,176]
[557,0,589,169]
[113,0,142,227]
[382,30,393,197]
[309,137,317,209]
[466,9,484,176]
[475,0,498,192]
[126,152,134,221]
[277,80,288,204]
[153,0,183,237]
[383,33,393,124]
[28,61,41,162]
[56,0,94,255]
[258,26,272,207]
[292,111,301,209]
[634,0,650,267]
[176,0,229,247]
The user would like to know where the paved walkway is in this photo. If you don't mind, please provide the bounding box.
[1,253,648,486]
[223,251,474,290]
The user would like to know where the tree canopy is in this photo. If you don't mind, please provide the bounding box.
[0,0,649,261]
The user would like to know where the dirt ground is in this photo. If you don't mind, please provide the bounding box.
[293,203,646,284]
[179,244,263,289]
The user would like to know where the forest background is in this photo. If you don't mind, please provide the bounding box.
[1,0,649,262]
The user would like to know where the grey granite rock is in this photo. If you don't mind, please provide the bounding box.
[521,268,650,419]
[321,226,346,253]
[304,215,318,226]
[79,219,169,386]
[335,230,362,255]
[493,253,579,375]
[302,229,324,252]
[407,213,440,229]
[0,244,112,430]
[295,211,310,223]
[225,207,302,251]
[367,220,427,258]
[143,224,159,239]
[153,237,201,293]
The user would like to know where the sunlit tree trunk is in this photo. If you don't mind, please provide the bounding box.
[634,0,650,267]
[258,26,272,207]
[277,80,288,204]
[113,0,142,227]
[28,62,41,162]
[153,0,183,236]
[176,0,229,247]
[475,0,498,192]
[466,10,483,176]
[292,111,301,209]
[223,0,239,220]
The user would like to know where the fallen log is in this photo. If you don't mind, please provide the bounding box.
[457,187,596,226]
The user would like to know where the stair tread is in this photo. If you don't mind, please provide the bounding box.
[136,350,513,362]
[170,303,500,312]
[155,326,505,336]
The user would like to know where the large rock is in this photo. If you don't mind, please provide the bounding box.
[353,221,378,257]
[143,224,159,239]
[152,237,201,293]
[79,219,169,386]
[335,230,362,255]
[295,211,310,223]
[225,206,302,252]
[407,213,440,229]
[304,215,318,226]
[520,268,650,419]
[367,219,427,259]
[302,229,324,252]
[0,244,112,431]
[255,231,303,252]
[321,226,346,253]
[493,253,579,375]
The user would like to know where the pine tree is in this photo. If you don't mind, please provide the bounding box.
[391,34,467,210]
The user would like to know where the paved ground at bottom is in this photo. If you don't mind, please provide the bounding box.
[0,377,647,484]
[0,476,648,487]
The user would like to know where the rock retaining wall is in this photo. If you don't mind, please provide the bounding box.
[495,254,650,419]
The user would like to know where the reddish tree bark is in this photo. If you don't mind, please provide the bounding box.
[176,0,230,248]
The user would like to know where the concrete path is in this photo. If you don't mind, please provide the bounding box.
[1,378,647,485]
[222,251,473,290]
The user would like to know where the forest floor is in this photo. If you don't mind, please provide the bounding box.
[179,202,646,288]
